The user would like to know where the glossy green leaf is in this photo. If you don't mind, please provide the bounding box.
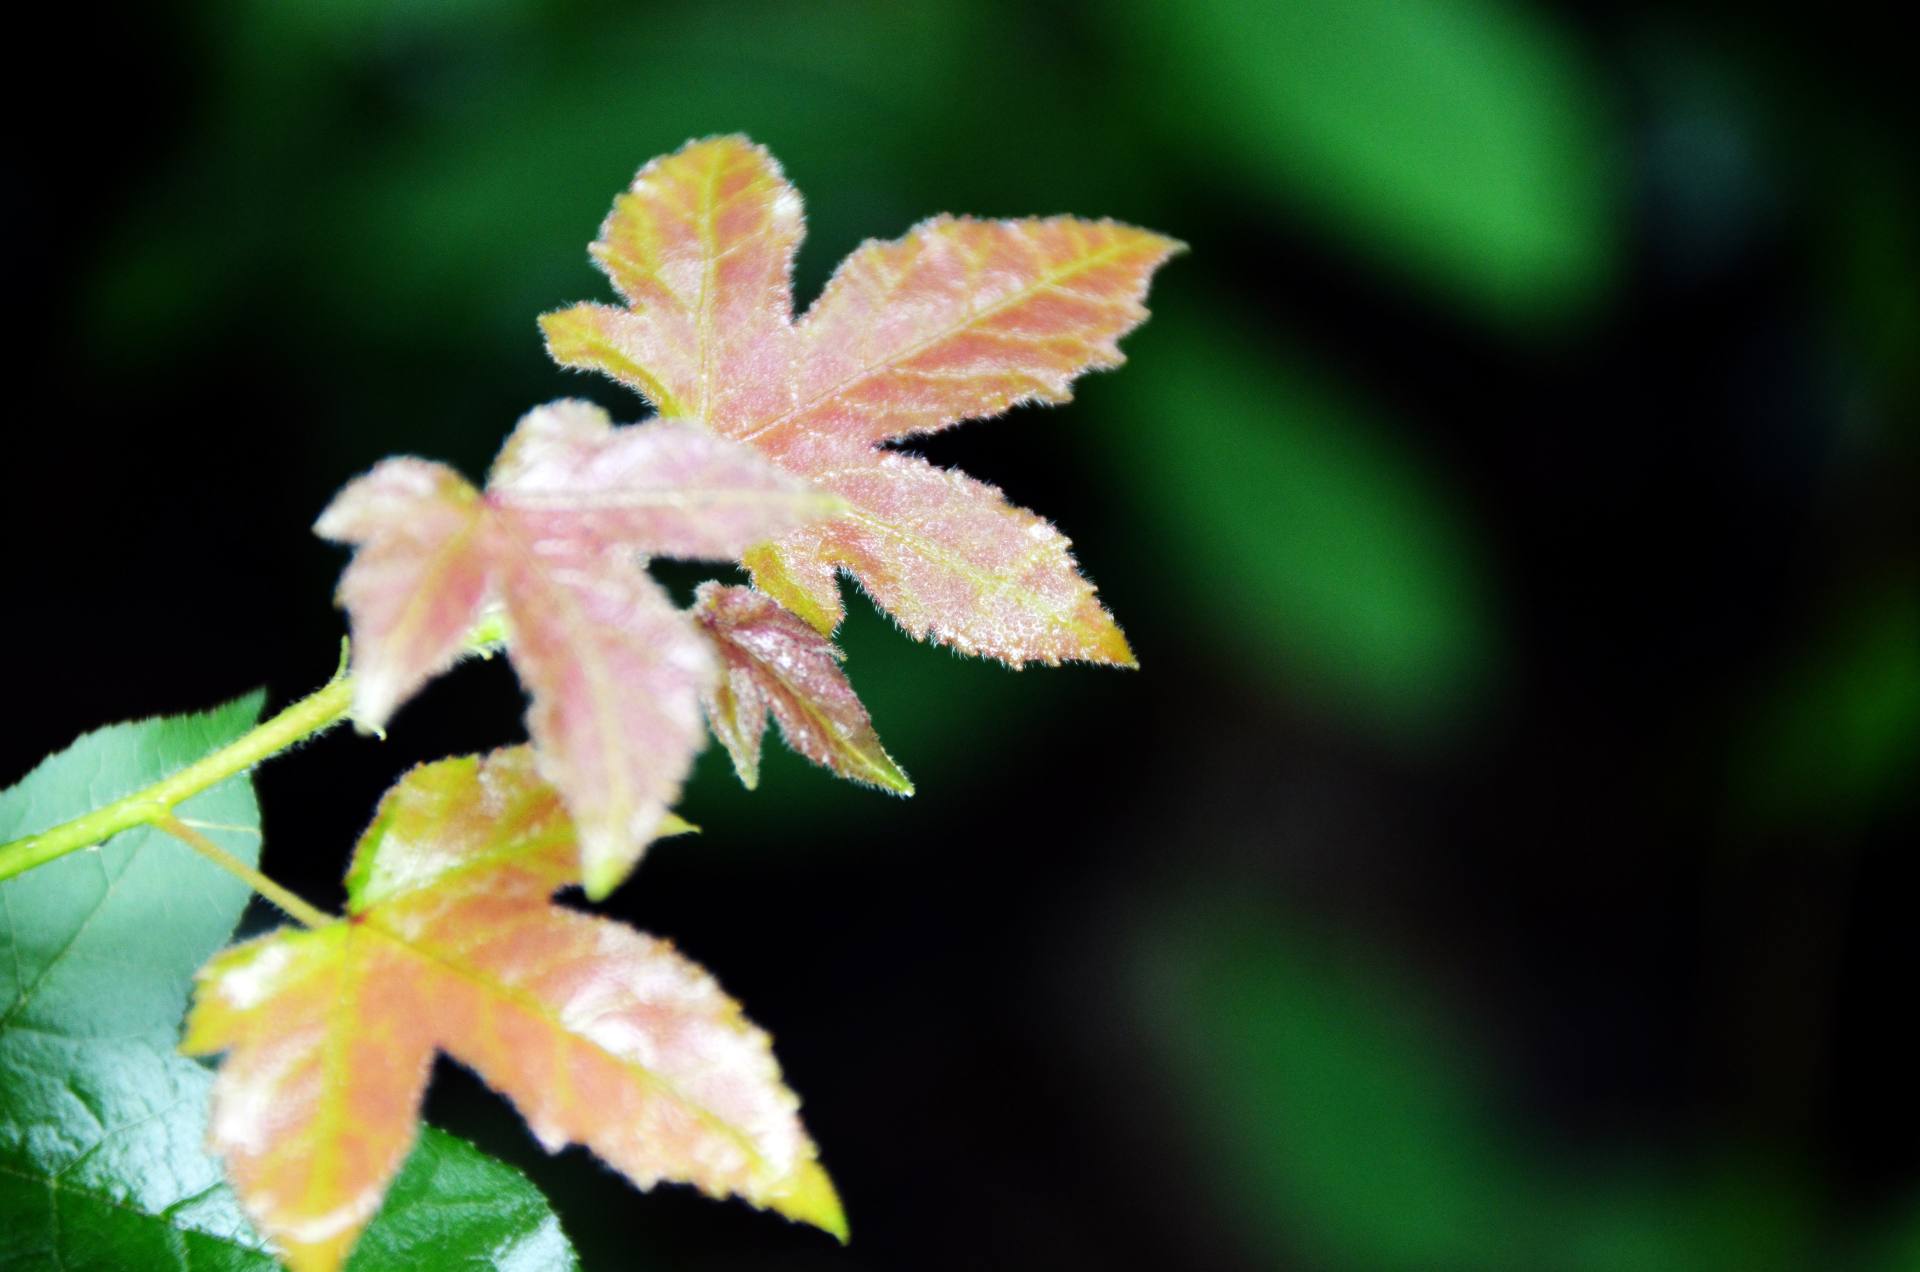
[0,697,269,1268]
[1123,0,1617,321]
[0,1032,576,1271]
[0,694,268,1036]
[349,1128,578,1271]
[1107,303,1497,741]
[0,701,578,1270]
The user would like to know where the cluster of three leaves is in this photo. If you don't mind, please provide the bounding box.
[314,399,882,902]
[216,134,1181,1269]
[324,134,1181,901]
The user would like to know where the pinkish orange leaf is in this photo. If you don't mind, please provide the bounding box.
[311,459,491,730]
[542,136,800,433]
[542,135,1180,666]
[692,582,911,794]
[317,399,838,895]
[184,748,841,1272]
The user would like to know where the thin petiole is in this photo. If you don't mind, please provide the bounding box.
[175,819,264,836]
[155,816,332,930]
[0,668,356,884]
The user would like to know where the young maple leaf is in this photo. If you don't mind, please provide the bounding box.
[183,747,841,1272]
[541,134,1181,667]
[316,398,838,897]
[693,582,911,794]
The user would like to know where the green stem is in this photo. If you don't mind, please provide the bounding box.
[0,672,356,884]
[156,816,333,929]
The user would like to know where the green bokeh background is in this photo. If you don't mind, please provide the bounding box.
[9,0,1919,1268]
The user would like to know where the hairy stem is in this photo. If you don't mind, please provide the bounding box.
[0,671,356,884]
[157,816,333,929]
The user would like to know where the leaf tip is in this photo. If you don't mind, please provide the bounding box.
[869,753,914,797]
[278,1236,357,1272]
[577,810,684,899]
[1106,218,1189,269]
[1081,611,1138,669]
[348,682,398,737]
[535,303,600,359]
[774,1159,849,1243]
[658,811,701,837]
[579,850,629,903]
[715,728,762,790]
[743,543,843,636]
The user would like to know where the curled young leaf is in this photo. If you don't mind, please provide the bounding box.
[185,748,842,1272]
[316,399,839,893]
[543,134,1180,667]
[693,582,911,794]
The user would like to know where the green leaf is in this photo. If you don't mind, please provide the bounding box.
[1106,302,1498,743]
[0,702,578,1270]
[349,1128,579,1271]
[1122,0,1618,322]
[0,1031,577,1271]
[0,694,267,1036]
[1136,898,1523,1269]
[1135,896,1818,1270]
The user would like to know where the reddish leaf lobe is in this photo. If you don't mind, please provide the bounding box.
[542,135,1180,667]
[311,460,491,731]
[316,399,835,895]
[692,582,910,794]
[185,749,841,1272]
[565,135,801,433]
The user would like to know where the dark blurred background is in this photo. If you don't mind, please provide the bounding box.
[9,1,1920,1268]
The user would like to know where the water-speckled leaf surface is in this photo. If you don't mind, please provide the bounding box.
[543,134,1179,666]
[318,398,837,896]
[693,582,910,794]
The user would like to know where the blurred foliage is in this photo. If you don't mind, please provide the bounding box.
[1137,898,1820,1270]
[1108,294,1498,741]
[1138,897,1521,1268]
[19,0,1920,1268]
[88,0,1138,368]
[1120,0,1620,324]
[1875,1200,1920,1272]
[1733,579,1920,828]
[1826,150,1920,417]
